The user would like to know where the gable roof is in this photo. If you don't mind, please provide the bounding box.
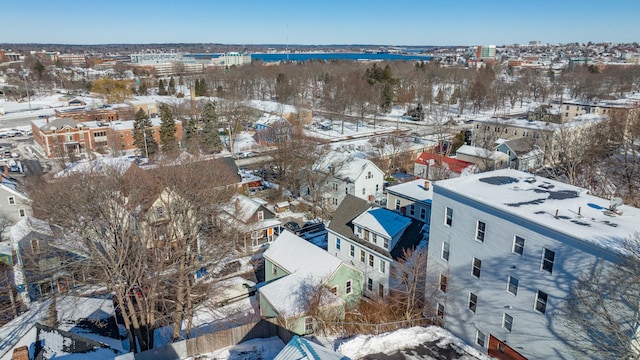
[40,117,84,131]
[353,208,411,239]
[327,195,373,239]
[264,231,342,276]
[416,152,476,175]
[456,145,506,160]
[10,216,55,243]
[275,335,348,360]
[385,179,433,203]
[501,137,541,157]
[261,231,346,318]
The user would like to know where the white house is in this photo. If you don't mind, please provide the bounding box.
[385,179,433,224]
[427,169,640,359]
[327,195,426,298]
[317,155,385,211]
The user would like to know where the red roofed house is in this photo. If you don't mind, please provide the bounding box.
[414,152,479,181]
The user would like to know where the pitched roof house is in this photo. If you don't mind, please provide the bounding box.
[414,152,478,180]
[327,195,427,298]
[259,231,363,335]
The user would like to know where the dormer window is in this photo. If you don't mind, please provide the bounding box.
[257,211,264,221]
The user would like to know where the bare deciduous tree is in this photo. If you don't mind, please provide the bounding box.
[561,236,640,359]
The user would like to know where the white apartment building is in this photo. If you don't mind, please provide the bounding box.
[427,169,639,359]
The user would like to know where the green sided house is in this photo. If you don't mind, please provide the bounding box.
[259,230,363,335]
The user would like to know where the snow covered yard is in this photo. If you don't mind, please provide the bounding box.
[176,326,491,360]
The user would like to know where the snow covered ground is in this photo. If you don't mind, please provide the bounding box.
[179,326,491,360]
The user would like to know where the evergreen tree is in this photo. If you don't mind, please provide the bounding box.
[194,79,201,96]
[159,103,178,154]
[201,101,222,153]
[132,108,158,157]
[138,82,148,96]
[158,79,167,95]
[168,76,176,95]
[182,116,199,154]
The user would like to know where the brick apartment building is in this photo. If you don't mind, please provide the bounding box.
[31,116,182,158]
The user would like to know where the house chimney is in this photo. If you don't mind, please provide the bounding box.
[45,115,49,124]
[368,195,375,203]
[424,181,430,190]
[11,346,29,360]
[4,165,8,178]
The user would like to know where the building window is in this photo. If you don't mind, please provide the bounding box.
[367,171,372,179]
[475,221,486,242]
[257,211,264,221]
[383,237,389,248]
[445,207,453,226]
[272,265,278,276]
[542,248,555,274]
[469,292,478,313]
[31,239,39,253]
[331,286,338,295]
[420,208,426,220]
[379,260,386,273]
[376,184,379,192]
[336,238,341,250]
[349,244,355,257]
[476,330,486,348]
[410,204,415,216]
[507,275,519,295]
[304,317,313,334]
[502,313,513,332]
[513,236,525,255]
[155,206,164,219]
[436,303,445,319]
[442,241,450,261]
[360,250,365,263]
[378,284,384,297]
[395,199,401,210]
[439,274,447,293]
[367,278,373,291]
[363,229,369,240]
[362,188,366,195]
[371,233,377,244]
[472,258,482,278]
[346,280,352,294]
[19,209,25,217]
[345,187,348,194]
[8,196,15,205]
[535,290,548,314]
[368,254,374,267]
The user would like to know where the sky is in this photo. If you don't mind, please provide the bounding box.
[1,0,639,46]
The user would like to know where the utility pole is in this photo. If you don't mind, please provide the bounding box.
[22,71,31,110]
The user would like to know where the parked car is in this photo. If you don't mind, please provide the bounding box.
[283,221,301,233]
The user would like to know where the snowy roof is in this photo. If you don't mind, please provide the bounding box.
[54,155,139,178]
[456,145,506,160]
[261,231,345,318]
[10,216,54,244]
[222,194,264,223]
[472,115,605,130]
[416,153,477,175]
[434,169,640,255]
[336,157,375,182]
[255,113,289,127]
[0,301,51,360]
[353,208,411,239]
[275,336,348,360]
[385,179,433,203]
[264,231,342,276]
[246,100,298,114]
